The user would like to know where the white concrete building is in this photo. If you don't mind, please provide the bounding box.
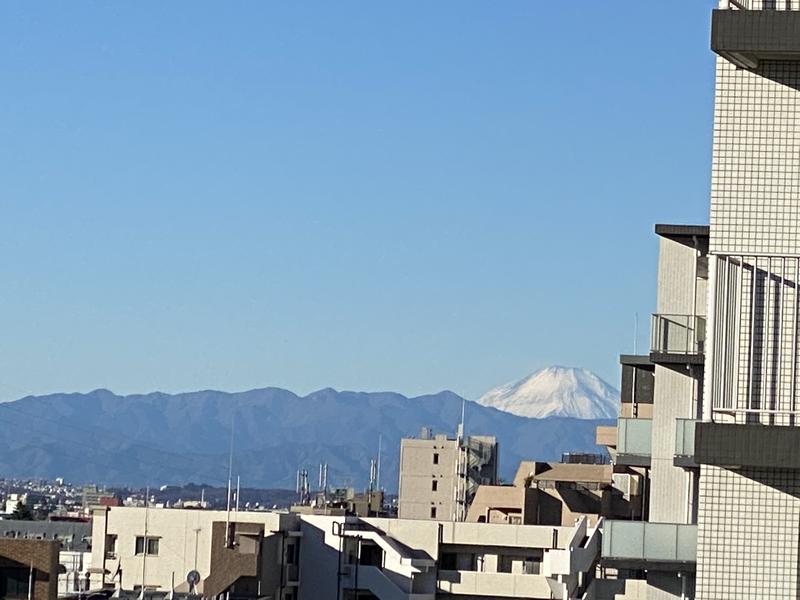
[90,505,601,600]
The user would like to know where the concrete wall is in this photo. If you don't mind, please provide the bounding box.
[398,438,459,520]
[650,237,702,525]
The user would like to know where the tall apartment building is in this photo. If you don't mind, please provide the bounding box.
[596,3,800,598]
[697,1,800,597]
[597,225,707,599]
[397,428,497,521]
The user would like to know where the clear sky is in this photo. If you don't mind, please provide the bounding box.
[0,1,718,402]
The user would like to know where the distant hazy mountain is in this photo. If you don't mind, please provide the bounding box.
[478,366,619,419]
[0,387,611,490]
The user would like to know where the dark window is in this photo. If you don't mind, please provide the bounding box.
[106,534,117,556]
[431,480,438,492]
[0,567,31,599]
[135,536,159,555]
[433,453,439,465]
[430,507,437,519]
[440,552,457,570]
[286,541,299,565]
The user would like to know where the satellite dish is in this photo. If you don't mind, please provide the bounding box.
[187,570,201,586]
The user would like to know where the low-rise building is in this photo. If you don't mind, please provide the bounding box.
[0,537,60,600]
[398,428,497,521]
[0,519,93,596]
[466,461,643,527]
[90,505,601,600]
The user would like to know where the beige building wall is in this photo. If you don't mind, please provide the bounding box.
[90,507,297,596]
[398,437,459,520]
[650,237,702,524]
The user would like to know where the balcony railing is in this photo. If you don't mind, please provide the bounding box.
[721,0,800,9]
[674,419,697,467]
[602,521,696,567]
[651,314,706,356]
[615,418,651,466]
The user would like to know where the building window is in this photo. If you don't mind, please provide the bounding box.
[106,534,117,558]
[0,567,31,599]
[431,480,438,492]
[430,507,437,519]
[433,453,439,465]
[135,536,159,556]
[440,552,457,571]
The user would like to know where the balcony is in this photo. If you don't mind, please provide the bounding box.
[601,521,696,572]
[713,3,800,70]
[674,419,698,468]
[650,314,705,366]
[615,418,652,467]
[695,422,800,469]
[437,571,552,598]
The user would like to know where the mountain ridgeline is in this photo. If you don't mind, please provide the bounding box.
[0,386,613,491]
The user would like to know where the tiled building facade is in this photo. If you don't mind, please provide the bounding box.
[698,4,800,599]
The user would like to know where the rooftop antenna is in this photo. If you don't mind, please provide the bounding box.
[634,312,639,355]
[140,486,150,600]
[235,475,240,512]
[457,397,466,442]
[224,412,235,546]
[376,435,382,490]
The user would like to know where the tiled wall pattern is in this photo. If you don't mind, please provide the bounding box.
[738,0,800,9]
[710,58,800,255]
[697,465,800,599]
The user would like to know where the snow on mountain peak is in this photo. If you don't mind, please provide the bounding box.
[477,366,619,419]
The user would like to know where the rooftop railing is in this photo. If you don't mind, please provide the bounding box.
[721,0,800,9]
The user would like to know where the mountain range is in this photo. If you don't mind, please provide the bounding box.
[0,376,615,491]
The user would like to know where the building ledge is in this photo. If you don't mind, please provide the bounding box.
[649,352,705,367]
[712,9,800,69]
[695,421,800,469]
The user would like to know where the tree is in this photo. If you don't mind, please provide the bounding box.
[11,500,33,520]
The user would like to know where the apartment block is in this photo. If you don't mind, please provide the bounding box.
[90,505,601,600]
[397,429,497,521]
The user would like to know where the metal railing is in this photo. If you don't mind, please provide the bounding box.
[709,254,800,425]
[722,0,800,9]
[651,314,706,355]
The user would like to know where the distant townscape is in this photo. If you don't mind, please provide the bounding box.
[0,367,615,490]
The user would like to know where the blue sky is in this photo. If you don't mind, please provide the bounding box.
[0,2,717,402]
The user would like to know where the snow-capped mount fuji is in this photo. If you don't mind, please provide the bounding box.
[478,366,619,419]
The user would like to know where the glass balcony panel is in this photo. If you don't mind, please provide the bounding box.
[643,525,677,561]
[602,521,697,565]
[675,419,697,457]
[651,314,706,355]
[617,418,652,456]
